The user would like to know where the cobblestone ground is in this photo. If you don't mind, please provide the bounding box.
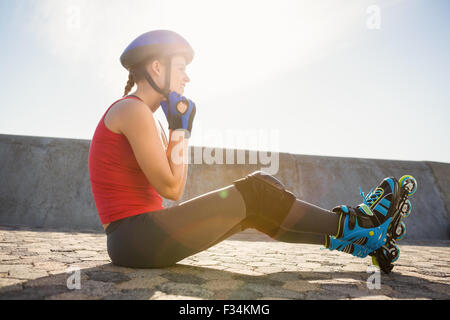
[0,226,449,300]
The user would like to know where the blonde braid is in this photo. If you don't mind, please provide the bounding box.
[123,73,135,97]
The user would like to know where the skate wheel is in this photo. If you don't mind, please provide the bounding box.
[394,221,406,240]
[372,248,395,274]
[400,199,412,218]
[399,175,417,196]
[380,246,390,259]
[391,244,400,262]
[372,256,380,268]
[380,244,399,262]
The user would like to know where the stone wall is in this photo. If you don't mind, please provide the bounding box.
[0,134,448,240]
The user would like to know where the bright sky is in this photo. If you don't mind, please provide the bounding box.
[1,0,449,163]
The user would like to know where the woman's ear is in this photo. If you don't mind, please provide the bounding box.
[150,60,164,77]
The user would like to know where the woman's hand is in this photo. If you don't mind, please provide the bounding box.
[160,91,196,138]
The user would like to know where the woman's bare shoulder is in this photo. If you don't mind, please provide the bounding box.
[114,97,148,114]
[105,98,149,134]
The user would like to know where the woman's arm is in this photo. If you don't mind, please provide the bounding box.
[166,129,189,200]
[117,99,186,200]
[158,121,189,200]
[157,119,169,149]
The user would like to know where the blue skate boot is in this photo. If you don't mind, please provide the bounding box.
[324,199,379,258]
[324,235,371,258]
[333,203,392,252]
[329,175,417,273]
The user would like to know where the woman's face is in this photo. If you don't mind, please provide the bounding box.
[169,55,190,95]
[149,55,190,96]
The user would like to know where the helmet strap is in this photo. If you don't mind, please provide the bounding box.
[163,56,172,97]
[140,56,172,98]
[142,71,167,97]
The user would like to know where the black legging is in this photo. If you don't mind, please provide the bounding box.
[106,183,339,268]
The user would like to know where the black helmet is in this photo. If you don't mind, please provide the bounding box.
[120,30,194,97]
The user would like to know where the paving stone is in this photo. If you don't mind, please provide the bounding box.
[75,280,119,297]
[267,272,301,282]
[46,291,101,300]
[0,255,20,262]
[104,288,157,300]
[50,249,75,253]
[194,259,220,266]
[0,278,25,295]
[149,290,203,300]
[69,261,106,270]
[99,263,138,274]
[297,272,333,281]
[84,271,130,283]
[156,282,214,299]
[0,265,18,273]
[227,268,265,276]
[211,289,233,299]
[0,243,19,248]
[194,269,234,281]
[257,296,291,300]
[1,258,37,265]
[254,266,284,274]
[242,283,302,299]
[227,288,263,300]
[422,283,450,297]
[22,273,68,288]
[124,269,166,279]
[27,248,52,254]
[80,254,110,260]
[204,279,244,291]
[206,265,229,272]
[161,273,206,285]
[213,256,237,263]
[281,265,302,272]
[1,285,69,299]
[3,265,48,280]
[320,283,374,299]
[296,262,324,269]
[247,261,273,267]
[333,277,365,284]
[49,256,81,264]
[115,276,167,290]
[231,275,282,287]
[282,280,320,293]
[74,250,98,257]
[33,261,67,272]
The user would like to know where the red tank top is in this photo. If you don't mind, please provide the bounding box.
[88,96,164,224]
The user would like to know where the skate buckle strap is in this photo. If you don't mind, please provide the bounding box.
[360,187,372,205]
[360,187,384,207]
[335,207,357,238]
[359,203,374,216]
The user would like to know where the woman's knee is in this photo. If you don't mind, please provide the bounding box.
[232,171,297,227]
